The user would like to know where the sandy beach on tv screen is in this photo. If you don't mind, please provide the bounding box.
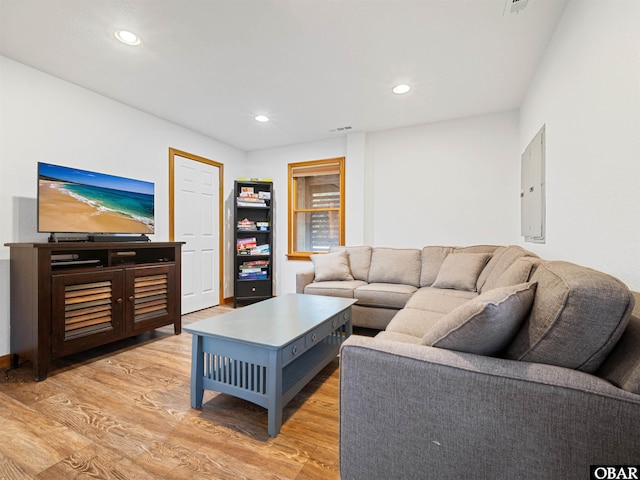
[39,180,153,233]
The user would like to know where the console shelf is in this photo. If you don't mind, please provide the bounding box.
[5,241,184,381]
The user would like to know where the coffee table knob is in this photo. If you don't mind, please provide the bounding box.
[332,320,337,328]
[292,345,298,355]
[311,333,317,342]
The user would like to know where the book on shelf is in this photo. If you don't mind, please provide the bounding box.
[256,221,269,231]
[237,218,256,230]
[237,200,267,207]
[251,244,270,255]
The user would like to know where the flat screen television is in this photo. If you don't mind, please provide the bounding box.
[38,162,154,236]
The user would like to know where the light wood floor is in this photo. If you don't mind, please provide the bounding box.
[0,305,343,479]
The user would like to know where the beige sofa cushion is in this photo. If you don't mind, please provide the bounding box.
[311,250,354,282]
[385,307,447,337]
[422,282,537,355]
[505,261,634,372]
[329,246,372,282]
[419,246,454,287]
[354,283,418,309]
[405,287,477,313]
[493,257,539,289]
[368,247,421,287]
[431,253,491,292]
[304,280,367,298]
[477,245,537,292]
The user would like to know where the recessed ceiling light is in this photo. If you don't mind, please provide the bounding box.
[114,30,141,46]
[255,115,269,123]
[392,84,411,95]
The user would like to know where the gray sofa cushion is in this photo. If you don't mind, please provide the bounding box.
[354,283,418,309]
[375,330,425,345]
[329,245,372,282]
[311,250,354,282]
[420,246,454,287]
[304,280,367,298]
[368,247,421,287]
[505,261,634,372]
[422,282,537,355]
[431,253,491,292]
[597,292,640,394]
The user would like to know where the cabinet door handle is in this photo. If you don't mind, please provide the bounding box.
[116,298,123,304]
[128,296,134,301]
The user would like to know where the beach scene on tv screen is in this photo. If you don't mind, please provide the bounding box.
[38,163,154,234]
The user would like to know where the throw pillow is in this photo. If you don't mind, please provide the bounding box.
[422,282,537,355]
[431,253,492,292]
[493,257,537,289]
[311,250,354,282]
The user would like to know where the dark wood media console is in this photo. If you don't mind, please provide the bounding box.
[5,241,184,381]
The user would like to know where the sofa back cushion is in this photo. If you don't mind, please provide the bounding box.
[597,291,640,394]
[477,245,538,293]
[329,246,372,282]
[420,246,454,287]
[368,247,421,287]
[505,261,634,373]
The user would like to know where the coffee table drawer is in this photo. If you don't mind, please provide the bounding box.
[281,337,307,365]
[306,309,351,346]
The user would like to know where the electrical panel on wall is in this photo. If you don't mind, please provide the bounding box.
[521,125,546,243]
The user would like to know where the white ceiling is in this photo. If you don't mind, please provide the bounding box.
[0,0,568,152]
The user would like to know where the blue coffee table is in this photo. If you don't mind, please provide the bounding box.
[184,293,356,436]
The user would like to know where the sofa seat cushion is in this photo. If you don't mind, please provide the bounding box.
[385,307,446,337]
[367,248,422,287]
[304,280,367,299]
[432,252,492,292]
[505,261,635,373]
[406,287,477,313]
[374,330,425,345]
[422,282,537,355]
[354,283,418,309]
[310,250,354,282]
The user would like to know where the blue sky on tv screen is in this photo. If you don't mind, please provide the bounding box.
[39,162,154,196]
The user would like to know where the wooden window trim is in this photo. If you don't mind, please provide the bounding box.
[287,157,345,260]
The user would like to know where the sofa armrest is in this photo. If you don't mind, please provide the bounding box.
[295,268,315,293]
[339,336,640,480]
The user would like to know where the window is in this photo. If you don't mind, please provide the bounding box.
[288,157,345,260]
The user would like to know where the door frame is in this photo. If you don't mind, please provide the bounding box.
[168,147,225,306]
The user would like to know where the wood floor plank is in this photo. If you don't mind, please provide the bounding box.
[0,304,343,480]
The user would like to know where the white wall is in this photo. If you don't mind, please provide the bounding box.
[519,0,640,290]
[0,56,246,357]
[245,136,350,295]
[367,111,521,247]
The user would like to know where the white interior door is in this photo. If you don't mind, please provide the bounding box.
[173,154,220,313]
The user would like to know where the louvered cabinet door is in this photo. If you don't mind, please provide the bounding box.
[51,269,125,355]
[125,264,177,333]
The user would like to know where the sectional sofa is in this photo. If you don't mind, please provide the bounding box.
[296,245,640,479]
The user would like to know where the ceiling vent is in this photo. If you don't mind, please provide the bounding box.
[504,0,529,15]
